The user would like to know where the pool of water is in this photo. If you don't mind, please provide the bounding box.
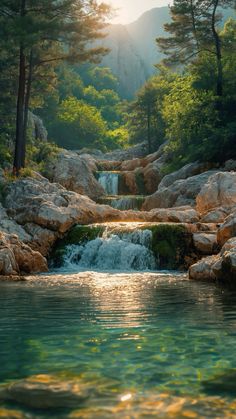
[1,271,236,418]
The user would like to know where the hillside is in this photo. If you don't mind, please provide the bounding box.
[99,6,235,99]
[99,7,171,98]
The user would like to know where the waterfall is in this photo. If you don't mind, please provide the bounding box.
[98,172,119,196]
[60,229,156,271]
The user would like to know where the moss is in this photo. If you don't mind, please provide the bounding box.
[145,224,192,270]
[50,225,105,267]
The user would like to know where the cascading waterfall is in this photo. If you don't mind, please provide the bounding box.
[98,172,119,196]
[61,229,156,271]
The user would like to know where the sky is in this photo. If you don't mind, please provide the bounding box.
[104,0,170,24]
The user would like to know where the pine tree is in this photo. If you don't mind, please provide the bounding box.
[0,0,110,174]
[156,0,235,96]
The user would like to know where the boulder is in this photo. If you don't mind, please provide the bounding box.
[143,171,217,210]
[217,211,236,246]
[143,156,166,194]
[158,162,212,190]
[0,232,47,275]
[200,207,232,224]
[196,172,236,213]
[189,238,236,284]
[193,233,218,255]
[189,255,217,281]
[44,150,105,199]
[0,203,31,242]
[149,206,199,224]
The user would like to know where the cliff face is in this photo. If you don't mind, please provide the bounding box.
[101,24,149,99]
[99,6,234,99]
[99,7,171,99]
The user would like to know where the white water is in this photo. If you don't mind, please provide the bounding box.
[110,197,143,210]
[98,172,119,195]
[61,229,156,271]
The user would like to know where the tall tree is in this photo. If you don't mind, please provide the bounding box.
[156,0,235,96]
[0,0,110,174]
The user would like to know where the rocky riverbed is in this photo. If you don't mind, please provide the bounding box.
[0,145,236,284]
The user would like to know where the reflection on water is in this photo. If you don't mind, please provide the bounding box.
[0,272,236,417]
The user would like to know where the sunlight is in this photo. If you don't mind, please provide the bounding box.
[102,0,170,24]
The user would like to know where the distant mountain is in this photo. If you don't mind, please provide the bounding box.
[99,6,235,99]
[99,7,171,99]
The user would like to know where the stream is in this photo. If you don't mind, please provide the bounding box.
[1,271,236,418]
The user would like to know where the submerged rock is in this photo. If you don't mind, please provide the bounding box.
[0,375,89,409]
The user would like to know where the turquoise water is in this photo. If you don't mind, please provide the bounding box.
[1,271,236,417]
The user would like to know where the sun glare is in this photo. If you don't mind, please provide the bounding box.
[101,0,170,24]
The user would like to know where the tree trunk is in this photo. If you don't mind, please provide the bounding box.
[22,49,33,167]
[13,43,26,175]
[147,103,151,153]
[211,0,223,97]
[13,0,27,175]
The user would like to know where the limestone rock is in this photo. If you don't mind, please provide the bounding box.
[159,162,212,190]
[217,212,236,246]
[0,375,89,409]
[143,171,217,210]
[200,207,232,223]
[44,150,104,199]
[149,206,199,224]
[0,203,31,242]
[189,255,217,281]
[143,156,166,194]
[24,223,57,256]
[196,172,236,213]
[189,238,236,284]
[193,233,218,255]
[0,231,47,275]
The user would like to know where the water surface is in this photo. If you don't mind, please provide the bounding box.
[0,272,236,417]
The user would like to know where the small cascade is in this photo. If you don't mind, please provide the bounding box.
[99,196,145,211]
[60,228,156,272]
[97,172,119,196]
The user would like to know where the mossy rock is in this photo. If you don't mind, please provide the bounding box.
[50,225,104,267]
[146,224,193,270]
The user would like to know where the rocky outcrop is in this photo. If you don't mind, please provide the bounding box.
[44,150,105,200]
[217,211,236,246]
[158,162,213,190]
[196,172,236,214]
[189,238,236,284]
[193,233,218,255]
[149,206,199,224]
[0,232,47,276]
[143,170,217,210]
[28,111,48,141]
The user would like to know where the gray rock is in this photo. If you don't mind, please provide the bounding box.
[196,172,236,213]
[143,171,217,210]
[44,150,104,200]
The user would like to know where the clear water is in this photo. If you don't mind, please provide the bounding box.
[1,272,236,418]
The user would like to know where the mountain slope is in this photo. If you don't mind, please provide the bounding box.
[99,6,235,99]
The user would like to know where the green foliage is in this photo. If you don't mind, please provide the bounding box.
[52,96,107,150]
